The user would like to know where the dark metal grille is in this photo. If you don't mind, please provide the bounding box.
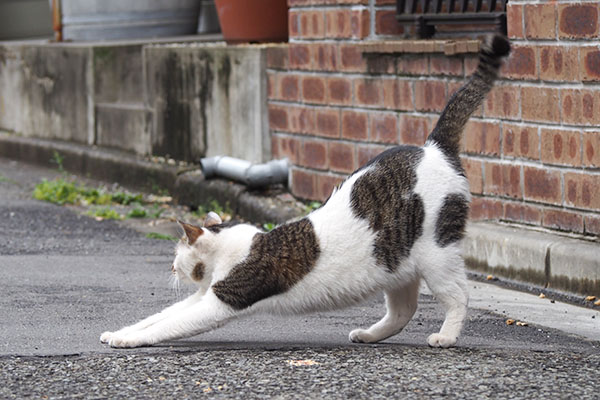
[396,0,507,38]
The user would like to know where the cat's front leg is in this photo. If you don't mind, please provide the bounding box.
[100,290,205,344]
[108,292,236,348]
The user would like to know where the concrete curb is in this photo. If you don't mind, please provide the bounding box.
[1,132,598,297]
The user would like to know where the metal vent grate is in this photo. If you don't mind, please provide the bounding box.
[396,0,507,38]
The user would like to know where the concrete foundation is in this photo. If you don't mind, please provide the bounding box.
[0,37,270,163]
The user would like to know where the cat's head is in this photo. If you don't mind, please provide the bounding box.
[171,212,258,285]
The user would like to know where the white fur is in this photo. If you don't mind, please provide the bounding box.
[101,143,470,349]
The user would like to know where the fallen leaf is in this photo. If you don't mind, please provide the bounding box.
[287,359,319,366]
[539,293,546,299]
[203,388,213,393]
[585,296,596,302]
[506,319,515,325]
[594,300,600,307]
[486,275,494,281]
[516,321,528,327]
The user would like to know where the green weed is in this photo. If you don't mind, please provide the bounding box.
[126,206,147,219]
[146,232,178,241]
[304,201,322,214]
[87,207,122,220]
[33,179,80,205]
[263,222,276,232]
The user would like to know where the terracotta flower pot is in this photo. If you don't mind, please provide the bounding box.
[215,0,288,43]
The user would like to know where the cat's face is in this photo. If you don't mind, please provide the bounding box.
[172,212,223,284]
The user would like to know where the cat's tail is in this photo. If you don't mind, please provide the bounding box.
[426,35,511,158]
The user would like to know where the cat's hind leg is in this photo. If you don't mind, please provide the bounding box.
[349,278,420,344]
[419,248,468,348]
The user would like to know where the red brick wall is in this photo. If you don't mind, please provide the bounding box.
[267,0,600,237]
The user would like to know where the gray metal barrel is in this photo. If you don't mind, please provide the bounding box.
[58,0,201,41]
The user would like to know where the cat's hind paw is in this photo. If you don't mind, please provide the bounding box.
[427,333,457,348]
[100,331,113,344]
[349,329,378,344]
[108,333,149,348]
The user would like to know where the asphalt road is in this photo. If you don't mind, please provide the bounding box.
[1,157,599,399]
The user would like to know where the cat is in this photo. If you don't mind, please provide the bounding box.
[101,34,510,349]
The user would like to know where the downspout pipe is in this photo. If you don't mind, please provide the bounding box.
[200,156,289,189]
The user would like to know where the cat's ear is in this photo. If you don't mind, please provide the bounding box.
[177,220,204,245]
[203,211,222,228]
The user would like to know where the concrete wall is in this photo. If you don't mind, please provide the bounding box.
[0,40,270,163]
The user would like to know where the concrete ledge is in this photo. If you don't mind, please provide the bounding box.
[1,131,597,296]
[464,222,600,296]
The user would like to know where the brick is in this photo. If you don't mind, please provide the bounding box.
[289,44,311,70]
[584,214,600,235]
[524,4,556,39]
[583,131,600,167]
[267,73,277,100]
[354,78,383,107]
[464,55,479,75]
[564,172,600,210]
[342,110,369,141]
[315,109,340,138]
[507,4,524,39]
[266,46,289,70]
[542,209,584,233]
[429,55,464,76]
[272,135,301,164]
[397,55,429,75]
[483,162,522,199]
[291,168,317,200]
[521,87,560,123]
[558,3,599,39]
[580,47,600,82]
[288,106,316,134]
[504,46,537,80]
[365,54,396,74]
[313,43,339,71]
[463,120,501,156]
[289,10,300,38]
[269,105,288,131]
[470,197,503,221]
[461,157,483,194]
[503,123,539,160]
[382,78,413,111]
[301,139,328,170]
[325,9,352,38]
[561,89,600,126]
[357,143,387,167]
[328,142,356,173]
[317,173,345,202]
[280,75,300,101]
[370,112,398,144]
[375,10,404,36]
[350,9,370,39]
[541,129,581,167]
[399,115,431,146]
[340,45,366,72]
[523,167,561,205]
[414,80,446,112]
[539,46,580,82]
[299,10,325,38]
[301,76,326,103]
[325,77,351,106]
[484,85,520,119]
[503,202,542,225]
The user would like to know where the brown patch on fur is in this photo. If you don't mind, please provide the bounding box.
[192,262,205,281]
[351,146,425,272]
[212,219,320,310]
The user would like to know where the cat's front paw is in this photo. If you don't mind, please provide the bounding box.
[349,329,377,344]
[427,333,457,348]
[100,331,113,344]
[108,333,148,349]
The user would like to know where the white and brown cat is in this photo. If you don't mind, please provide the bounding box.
[101,35,510,349]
